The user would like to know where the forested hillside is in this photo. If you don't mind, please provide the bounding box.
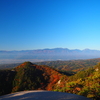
[0,61,100,100]
[54,63,100,100]
[1,58,100,72]
[0,62,67,95]
[36,58,100,72]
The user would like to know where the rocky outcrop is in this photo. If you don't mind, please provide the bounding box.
[0,90,92,100]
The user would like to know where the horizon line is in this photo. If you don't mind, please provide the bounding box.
[0,48,100,51]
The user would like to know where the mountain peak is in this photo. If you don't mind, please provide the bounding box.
[22,61,33,65]
[15,61,34,69]
[11,62,66,92]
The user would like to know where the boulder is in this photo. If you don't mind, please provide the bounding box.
[0,90,92,100]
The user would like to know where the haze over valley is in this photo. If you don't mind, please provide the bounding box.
[1,48,100,64]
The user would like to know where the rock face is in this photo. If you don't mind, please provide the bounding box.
[0,90,92,100]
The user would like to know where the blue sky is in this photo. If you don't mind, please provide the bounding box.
[0,0,100,50]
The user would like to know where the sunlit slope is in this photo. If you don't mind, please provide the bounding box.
[0,62,67,95]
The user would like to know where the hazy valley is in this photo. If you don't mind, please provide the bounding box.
[1,48,100,64]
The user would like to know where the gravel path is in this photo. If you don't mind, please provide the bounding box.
[0,90,92,100]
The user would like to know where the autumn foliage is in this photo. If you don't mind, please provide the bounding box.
[1,61,100,100]
[0,62,67,95]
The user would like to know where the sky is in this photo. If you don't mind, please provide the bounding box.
[0,0,100,51]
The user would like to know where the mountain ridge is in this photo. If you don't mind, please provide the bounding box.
[1,48,100,52]
[0,62,67,95]
[1,48,100,64]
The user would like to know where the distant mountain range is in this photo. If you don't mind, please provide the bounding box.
[0,48,100,64]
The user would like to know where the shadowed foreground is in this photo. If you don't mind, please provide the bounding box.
[0,90,92,100]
